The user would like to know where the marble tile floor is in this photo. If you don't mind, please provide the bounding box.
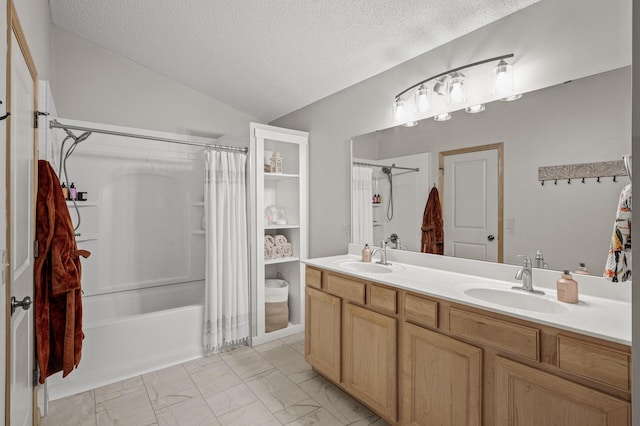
[41,333,390,426]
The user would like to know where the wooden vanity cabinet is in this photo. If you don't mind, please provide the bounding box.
[343,302,397,422]
[305,286,341,383]
[304,266,631,426]
[402,322,482,426]
[495,356,630,425]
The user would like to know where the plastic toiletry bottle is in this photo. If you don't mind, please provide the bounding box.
[69,182,77,200]
[362,244,372,262]
[556,270,578,304]
[61,182,69,200]
[574,262,591,275]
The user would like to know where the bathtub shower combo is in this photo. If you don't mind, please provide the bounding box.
[45,119,247,400]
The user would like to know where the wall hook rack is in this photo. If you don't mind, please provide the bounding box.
[539,160,627,184]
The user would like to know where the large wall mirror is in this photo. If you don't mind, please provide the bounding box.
[351,66,631,275]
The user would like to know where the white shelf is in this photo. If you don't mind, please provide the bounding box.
[264,172,299,180]
[264,256,300,265]
[373,204,381,207]
[66,201,99,207]
[251,123,308,346]
[265,224,299,230]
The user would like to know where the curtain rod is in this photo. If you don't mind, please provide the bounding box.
[353,161,420,172]
[49,119,248,153]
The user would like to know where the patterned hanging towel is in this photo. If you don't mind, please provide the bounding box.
[604,184,632,282]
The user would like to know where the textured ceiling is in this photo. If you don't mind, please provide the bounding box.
[49,0,538,121]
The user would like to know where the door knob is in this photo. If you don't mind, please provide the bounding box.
[487,235,495,241]
[11,296,32,315]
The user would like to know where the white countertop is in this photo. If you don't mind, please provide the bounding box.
[303,251,631,346]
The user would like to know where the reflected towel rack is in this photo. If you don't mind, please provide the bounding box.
[353,161,419,172]
[538,160,628,185]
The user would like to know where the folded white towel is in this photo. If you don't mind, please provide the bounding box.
[274,234,287,247]
[265,234,275,248]
[282,242,293,257]
[271,246,284,259]
[264,247,271,260]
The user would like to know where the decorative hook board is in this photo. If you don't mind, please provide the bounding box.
[538,160,627,181]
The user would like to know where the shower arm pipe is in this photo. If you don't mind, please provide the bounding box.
[49,119,248,153]
[353,161,419,173]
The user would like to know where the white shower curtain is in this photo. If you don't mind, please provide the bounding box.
[351,166,374,245]
[203,150,250,353]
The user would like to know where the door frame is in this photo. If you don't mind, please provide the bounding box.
[438,143,504,263]
[5,0,39,423]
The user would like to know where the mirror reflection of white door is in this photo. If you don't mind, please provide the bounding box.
[441,144,502,262]
[8,3,37,425]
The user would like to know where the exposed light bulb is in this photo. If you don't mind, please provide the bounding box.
[415,85,430,114]
[446,72,466,105]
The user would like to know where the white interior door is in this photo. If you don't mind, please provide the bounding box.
[0,0,8,422]
[9,8,37,426]
[443,148,499,262]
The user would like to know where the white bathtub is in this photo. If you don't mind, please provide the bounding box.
[46,281,205,401]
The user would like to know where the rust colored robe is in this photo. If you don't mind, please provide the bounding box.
[35,160,90,383]
[421,186,444,254]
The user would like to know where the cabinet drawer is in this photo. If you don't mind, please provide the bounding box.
[557,335,630,391]
[404,294,438,328]
[369,285,397,314]
[306,267,322,289]
[449,307,539,361]
[325,274,366,304]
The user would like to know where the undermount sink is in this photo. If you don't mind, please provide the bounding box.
[335,260,395,274]
[461,287,568,314]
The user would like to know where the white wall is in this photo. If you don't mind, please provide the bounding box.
[270,0,631,258]
[354,68,630,272]
[13,0,51,80]
[50,26,259,138]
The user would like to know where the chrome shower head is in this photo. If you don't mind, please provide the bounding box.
[65,128,92,143]
[75,131,92,143]
[381,166,392,175]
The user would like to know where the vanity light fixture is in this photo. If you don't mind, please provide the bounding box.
[434,112,451,122]
[392,53,521,124]
[465,104,486,113]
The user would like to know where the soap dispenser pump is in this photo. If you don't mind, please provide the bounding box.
[556,270,578,304]
[362,244,371,262]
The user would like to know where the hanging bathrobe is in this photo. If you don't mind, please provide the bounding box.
[604,183,631,282]
[35,160,91,383]
[421,186,444,255]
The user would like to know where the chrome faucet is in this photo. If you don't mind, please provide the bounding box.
[512,256,545,295]
[534,250,549,269]
[371,241,391,265]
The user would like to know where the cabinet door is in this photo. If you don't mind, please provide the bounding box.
[305,287,341,383]
[343,303,397,422]
[495,356,630,426]
[402,322,482,426]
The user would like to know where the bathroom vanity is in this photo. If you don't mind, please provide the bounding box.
[303,250,631,425]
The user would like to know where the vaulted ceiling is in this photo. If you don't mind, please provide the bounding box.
[49,0,538,121]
